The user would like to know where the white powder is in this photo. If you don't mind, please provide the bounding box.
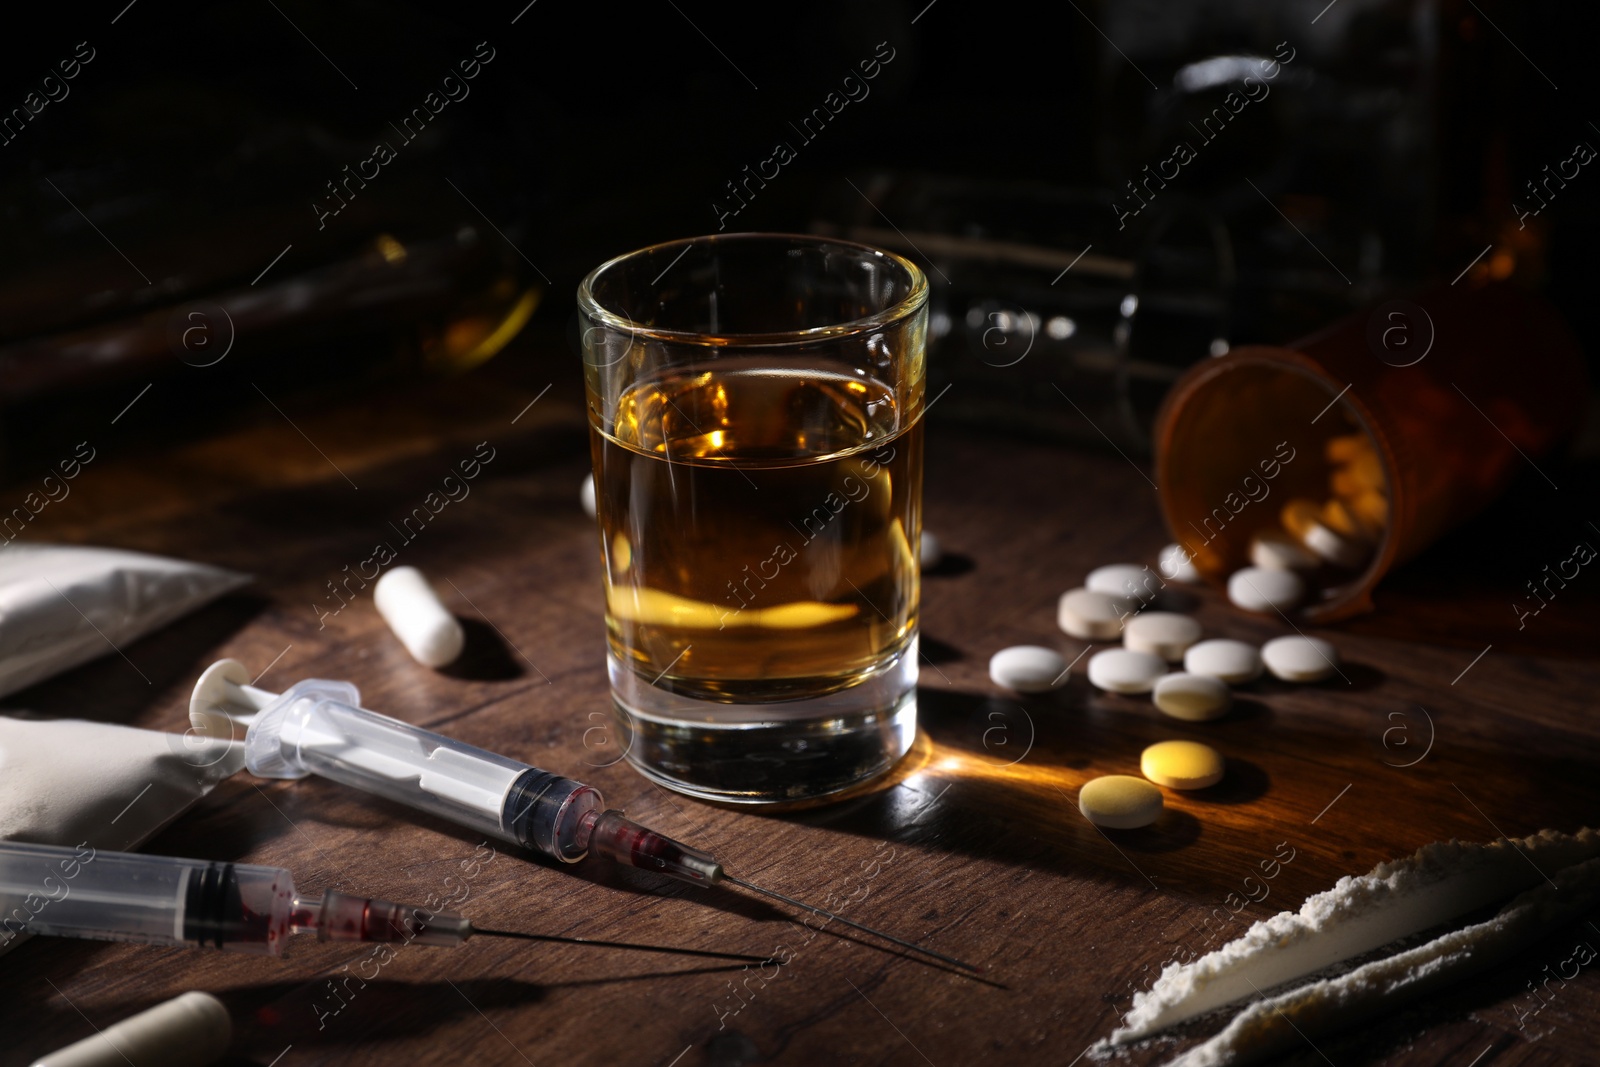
[1165,854,1600,1066]
[1111,828,1600,1045]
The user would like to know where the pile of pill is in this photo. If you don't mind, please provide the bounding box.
[985,546,1348,830]
[1222,431,1388,614]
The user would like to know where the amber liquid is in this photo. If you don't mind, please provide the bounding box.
[591,359,922,704]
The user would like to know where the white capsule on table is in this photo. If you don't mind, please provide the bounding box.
[1249,530,1319,573]
[35,991,231,1067]
[1086,562,1156,602]
[1058,587,1134,640]
[919,530,942,569]
[1261,635,1341,682]
[1086,648,1166,694]
[989,645,1070,693]
[1183,638,1264,684]
[1153,672,1233,721]
[1079,774,1164,829]
[374,566,465,668]
[1158,543,1201,584]
[1227,566,1305,614]
[1123,611,1201,662]
[580,473,597,518]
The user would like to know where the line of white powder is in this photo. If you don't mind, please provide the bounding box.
[1109,827,1600,1046]
[1164,853,1600,1066]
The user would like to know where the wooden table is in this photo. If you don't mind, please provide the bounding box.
[4,338,1597,1066]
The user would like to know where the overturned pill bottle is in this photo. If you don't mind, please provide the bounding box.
[1153,282,1586,622]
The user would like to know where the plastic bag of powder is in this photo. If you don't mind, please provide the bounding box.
[0,544,249,699]
[0,714,245,957]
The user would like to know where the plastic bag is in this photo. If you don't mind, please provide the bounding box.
[0,544,249,699]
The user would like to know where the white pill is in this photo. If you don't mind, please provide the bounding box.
[1123,611,1202,661]
[1183,639,1264,684]
[1153,672,1233,720]
[989,645,1070,693]
[1086,563,1157,602]
[1079,775,1164,829]
[1058,587,1134,640]
[919,530,942,569]
[1227,566,1304,613]
[1261,635,1341,682]
[1158,543,1201,584]
[1282,498,1367,569]
[1249,530,1319,573]
[35,990,231,1067]
[1086,648,1166,693]
[580,473,597,518]
[374,566,465,668]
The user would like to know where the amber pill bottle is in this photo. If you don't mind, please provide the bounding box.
[1153,283,1587,622]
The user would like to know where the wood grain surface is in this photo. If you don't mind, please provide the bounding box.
[2,343,1597,1067]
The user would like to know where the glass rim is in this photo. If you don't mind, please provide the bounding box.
[576,231,929,345]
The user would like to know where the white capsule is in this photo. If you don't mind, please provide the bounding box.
[1249,530,1319,573]
[374,566,465,668]
[1183,638,1264,684]
[1153,672,1233,721]
[1261,635,1341,682]
[919,530,942,569]
[35,991,231,1067]
[1158,543,1201,584]
[580,473,597,518]
[989,645,1070,693]
[1086,648,1167,694]
[1123,611,1202,662]
[1086,562,1158,602]
[1058,587,1135,640]
[1227,566,1305,614]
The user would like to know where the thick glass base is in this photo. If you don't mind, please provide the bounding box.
[607,638,919,805]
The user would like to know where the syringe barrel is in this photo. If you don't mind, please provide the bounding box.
[0,841,294,956]
[244,680,603,862]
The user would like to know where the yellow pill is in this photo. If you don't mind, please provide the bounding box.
[1323,433,1372,464]
[1320,497,1375,542]
[1078,775,1164,829]
[1330,467,1366,499]
[1140,740,1225,790]
[1349,488,1389,528]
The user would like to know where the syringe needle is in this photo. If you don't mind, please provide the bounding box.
[470,927,771,964]
[722,873,982,973]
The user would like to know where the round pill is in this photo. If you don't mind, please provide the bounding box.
[1086,648,1166,693]
[989,645,1070,693]
[374,566,465,668]
[1123,611,1202,661]
[1141,740,1225,790]
[1321,496,1378,542]
[1153,672,1233,721]
[1261,635,1341,682]
[1159,543,1201,584]
[1086,563,1154,601]
[1058,587,1134,640]
[1249,530,1319,573]
[1227,566,1305,614]
[1282,498,1367,569]
[919,530,942,569]
[1323,432,1371,464]
[1348,488,1389,529]
[1079,775,1164,829]
[580,473,597,518]
[1183,639,1264,684]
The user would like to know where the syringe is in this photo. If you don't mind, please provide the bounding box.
[0,839,768,962]
[190,660,978,972]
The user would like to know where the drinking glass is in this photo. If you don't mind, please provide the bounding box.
[579,233,928,804]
